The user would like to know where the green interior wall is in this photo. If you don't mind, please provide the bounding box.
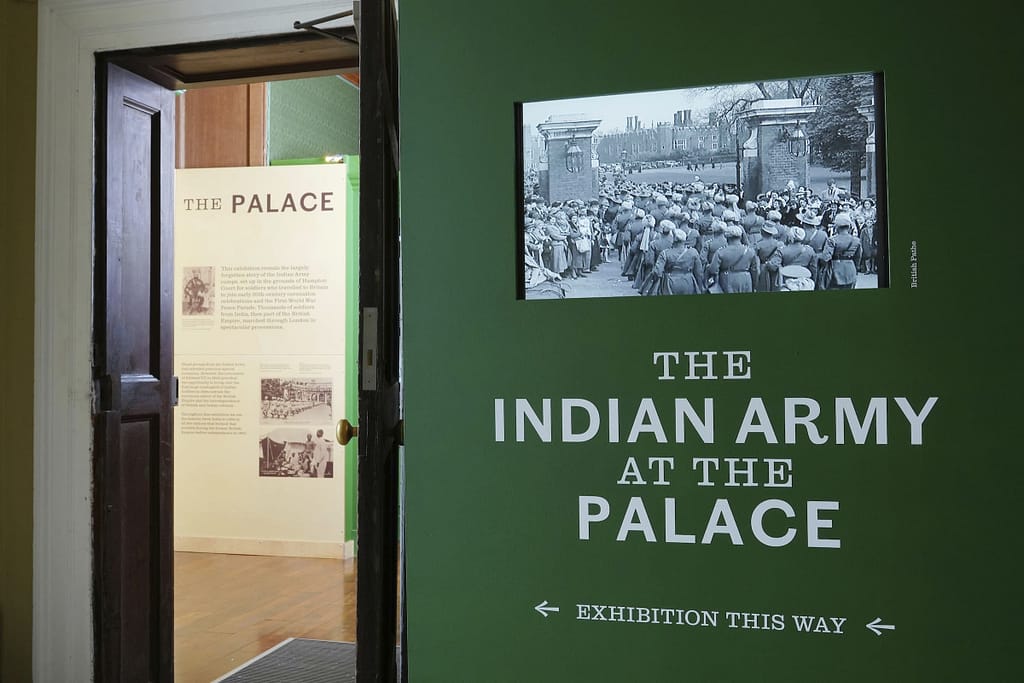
[267,76,359,162]
[400,2,1020,681]
[0,0,36,678]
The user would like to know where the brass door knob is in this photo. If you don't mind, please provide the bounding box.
[336,418,359,446]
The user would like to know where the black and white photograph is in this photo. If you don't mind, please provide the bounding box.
[258,426,335,478]
[259,377,334,425]
[517,72,887,300]
[182,266,215,315]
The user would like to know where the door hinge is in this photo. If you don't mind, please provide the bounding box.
[171,376,180,407]
[94,374,120,413]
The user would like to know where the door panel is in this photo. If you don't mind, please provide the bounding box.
[94,61,175,683]
[357,0,403,681]
[118,418,157,667]
[118,101,157,374]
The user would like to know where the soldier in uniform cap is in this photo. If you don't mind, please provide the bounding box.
[751,209,780,249]
[622,210,651,280]
[636,219,675,294]
[652,228,705,295]
[799,210,828,290]
[695,200,715,238]
[753,223,784,292]
[724,193,741,218]
[700,219,728,267]
[676,211,703,255]
[821,213,862,289]
[651,194,670,224]
[741,201,764,238]
[780,265,816,291]
[707,225,758,293]
[780,225,818,283]
[721,209,740,225]
[721,209,744,245]
[711,190,727,218]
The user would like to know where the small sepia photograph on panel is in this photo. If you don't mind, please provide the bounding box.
[517,72,887,300]
[259,377,334,425]
[182,265,215,314]
[258,426,335,478]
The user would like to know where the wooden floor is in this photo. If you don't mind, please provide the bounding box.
[174,551,356,682]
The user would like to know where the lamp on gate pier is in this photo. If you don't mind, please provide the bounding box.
[565,133,584,173]
[780,124,807,157]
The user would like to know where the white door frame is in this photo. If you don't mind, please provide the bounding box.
[34,1,349,679]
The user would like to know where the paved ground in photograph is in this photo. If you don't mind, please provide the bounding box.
[560,256,878,299]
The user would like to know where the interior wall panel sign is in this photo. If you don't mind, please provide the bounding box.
[173,165,347,549]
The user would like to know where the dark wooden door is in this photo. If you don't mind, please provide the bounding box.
[94,61,175,683]
[357,0,404,681]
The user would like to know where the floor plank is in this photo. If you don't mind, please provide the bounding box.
[174,551,356,682]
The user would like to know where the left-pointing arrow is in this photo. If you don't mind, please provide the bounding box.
[866,617,896,636]
[535,600,560,618]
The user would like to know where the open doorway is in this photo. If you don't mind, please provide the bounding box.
[170,75,360,681]
[90,4,403,680]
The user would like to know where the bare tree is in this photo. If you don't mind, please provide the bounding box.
[700,78,825,126]
[696,78,832,191]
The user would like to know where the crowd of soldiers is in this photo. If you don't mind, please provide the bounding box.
[261,398,324,421]
[524,174,879,296]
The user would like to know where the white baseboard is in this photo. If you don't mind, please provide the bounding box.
[175,535,346,559]
[344,539,356,559]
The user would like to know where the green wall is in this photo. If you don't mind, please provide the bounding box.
[0,0,36,679]
[267,75,359,162]
[400,1,1021,681]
